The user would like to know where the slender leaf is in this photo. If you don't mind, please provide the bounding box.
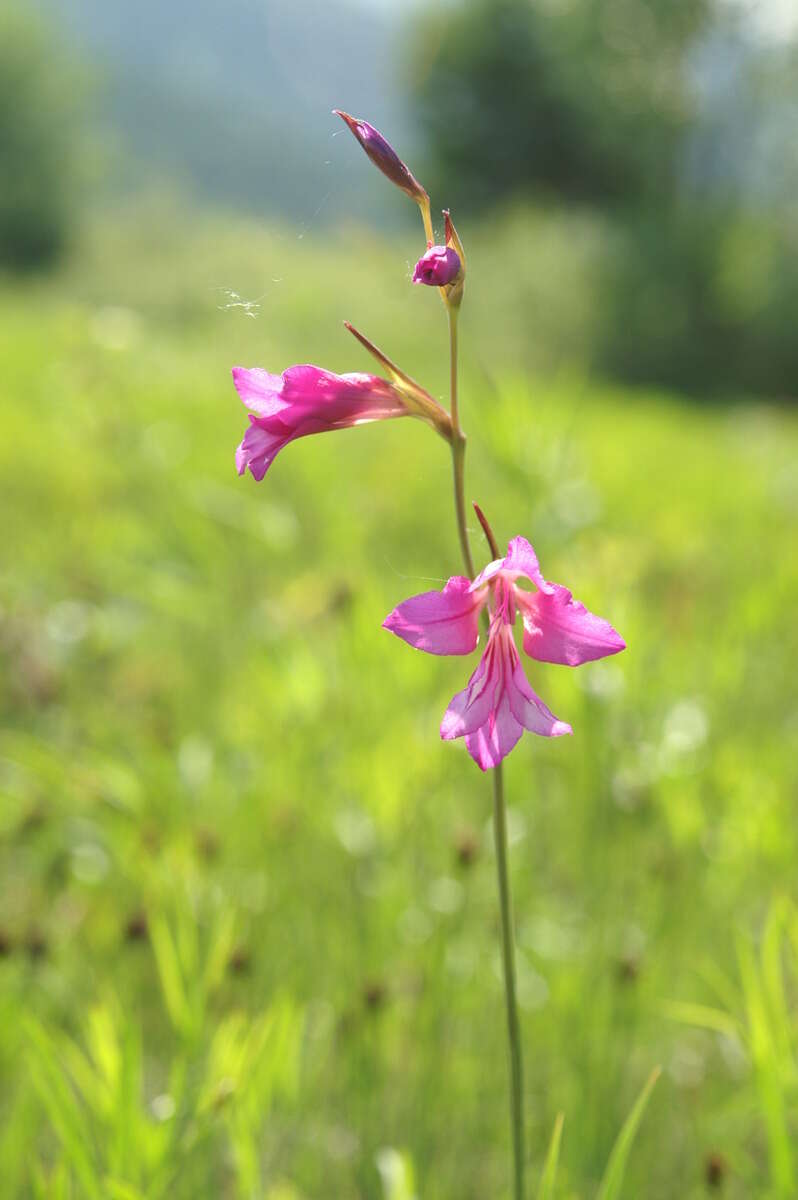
[537,1112,564,1200]
[595,1067,660,1200]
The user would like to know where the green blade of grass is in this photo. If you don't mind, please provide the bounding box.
[104,1180,147,1200]
[536,1112,564,1200]
[661,999,740,1039]
[25,1019,103,1200]
[737,937,794,1193]
[595,1067,661,1200]
[148,916,192,1039]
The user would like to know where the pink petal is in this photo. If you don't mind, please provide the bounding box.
[282,365,370,406]
[469,536,552,595]
[502,536,552,593]
[506,654,572,736]
[440,646,500,738]
[469,556,505,591]
[233,365,408,424]
[384,576,484,656]
[233,364,412,481]
[464,690,525,771]
[235,418,290,480]
[518,584,626,666]
[232,367,289,417]
[443,627,571,769]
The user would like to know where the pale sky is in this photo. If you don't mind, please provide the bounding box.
[355,0,798,40]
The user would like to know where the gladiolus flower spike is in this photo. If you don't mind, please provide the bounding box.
[383,536,625,770]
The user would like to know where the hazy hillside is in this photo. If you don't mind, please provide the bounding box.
[36,0,418,224]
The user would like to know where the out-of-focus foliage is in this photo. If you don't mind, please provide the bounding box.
[595,204,798,395]
[667,896,798,1196]
[0,7,84,270]
[408,0,713,211]
[408,0,798,399]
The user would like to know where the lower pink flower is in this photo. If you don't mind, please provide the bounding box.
[233,365,411,481]
[383,536,625,770]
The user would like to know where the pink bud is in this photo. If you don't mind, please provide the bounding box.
[412,245,461,287]
[333,110,428,204]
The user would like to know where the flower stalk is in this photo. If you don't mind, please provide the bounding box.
[493,760,525,1200]
[447,306,475,580]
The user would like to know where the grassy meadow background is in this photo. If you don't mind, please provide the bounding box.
[1,206,797,1198]
[4,0,798,1195]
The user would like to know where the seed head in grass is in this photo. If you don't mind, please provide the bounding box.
[384,535,625,770]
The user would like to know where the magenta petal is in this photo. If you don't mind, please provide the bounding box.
[235,418,290,480]
[506,654,572,737]
[519,584,626,666]
[502,536,552,593]
[469,537,552,595]
[464,690,524,771]
[232,367,289,417]
[442,626,571,769]
[383,576,483,656]
[233,363,411,481]
[469,557,505,591]
[440,647,500,738]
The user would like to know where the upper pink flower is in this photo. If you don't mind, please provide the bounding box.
[383,537,625,770]
[233,365,411,481]
[412,246,461,287]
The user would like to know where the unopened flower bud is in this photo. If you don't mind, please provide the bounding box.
[412,245,461,288]
[333,109,428,204]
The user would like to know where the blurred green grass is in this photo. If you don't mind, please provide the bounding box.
[1,209,797,1198]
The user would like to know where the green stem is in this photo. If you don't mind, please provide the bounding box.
[448,308,475,580]
[442,239,524,1200]
[493,762,525,1200]
[448,306,460,431]
[448,436,472,580]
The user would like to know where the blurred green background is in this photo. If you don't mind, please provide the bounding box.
[1,1,798,1197]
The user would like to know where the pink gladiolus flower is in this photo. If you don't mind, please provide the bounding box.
[412,246,461,287]
[233,365,412,481]
[383,537,626,770]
